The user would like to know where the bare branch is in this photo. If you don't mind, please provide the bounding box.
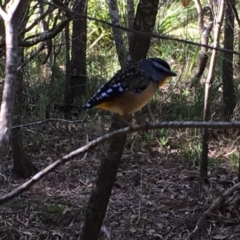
[7,0,30,19]
[47,2,240,56]
[19,19,70,47]
[21,6,54,35]
[186,183,240,240]
[1,121,240,204]
[0,2,238,55]
[53,0,73,18]
[0,122,240,204]
[193,0,204,31]
[0,6,7,20]
[0,6,238,55]
[201,0,226,179]
[17,42,46,69]
[0,126,128,204]
[11,120,240,130]
[230,0,240,27]
[12,117,88,129]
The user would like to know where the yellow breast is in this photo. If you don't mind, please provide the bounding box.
[96,81,159,115]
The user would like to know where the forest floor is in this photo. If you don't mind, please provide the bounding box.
[0,118,240,240]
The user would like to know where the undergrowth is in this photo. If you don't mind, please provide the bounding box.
[17,0,240,176]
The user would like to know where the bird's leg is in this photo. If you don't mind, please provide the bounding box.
[120,115,134,128]
[111,114,133,128]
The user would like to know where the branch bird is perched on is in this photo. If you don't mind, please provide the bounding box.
[83,58,176,115]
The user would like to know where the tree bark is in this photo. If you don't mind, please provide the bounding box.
[12,69,35,177]
[80,1,159,239]
[201,0,225,180]
[80,114,128,240]
[128,0,159,63]
[222,0,236,120]
[190,1,213,89]
[0,0,30,162]
[107,0,125,67]
[69,0,87,101]
[63,19,72,116]
[127,0,134,46]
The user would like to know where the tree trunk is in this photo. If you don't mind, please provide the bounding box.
[12,69,35,177]
[107,0,125,67]
[201,0,225,180]
[190,1,213,89]
[0,0,30,162]
[228,0,240,83]
[80,114,128,240]
[63,20,73,116]
[68,0,87,103]
[222,0,236,120]
[128,0,159,63]
[10,4,35,177]
[80,1,159,239]
[127,0,134,46]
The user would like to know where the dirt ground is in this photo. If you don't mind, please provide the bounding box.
[0,121,240,240]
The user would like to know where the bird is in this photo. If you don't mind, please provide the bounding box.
[83,58,176,116]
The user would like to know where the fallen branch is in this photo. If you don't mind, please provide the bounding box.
[186,183,240,240]
[0,126,129,204]
[11,120,240,129]
[11,117,88,129]
[2,121,240,204]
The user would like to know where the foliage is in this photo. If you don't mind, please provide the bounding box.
[1,0,240,238]
[0,0,237,172]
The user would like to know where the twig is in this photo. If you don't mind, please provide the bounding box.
[47,1,240,56]
[0,125,130,204]
[11,118,88,129]
[186,183,240,240]
[11,120,240,130]
[201,0,225,179]
[0,6,7,20]
[2,121,240,204]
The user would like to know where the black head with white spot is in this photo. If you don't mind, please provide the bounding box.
[139,58,176,81]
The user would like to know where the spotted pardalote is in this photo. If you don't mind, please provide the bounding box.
[83,58,176,115]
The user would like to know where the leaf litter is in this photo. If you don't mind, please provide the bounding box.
[0,119,240,239]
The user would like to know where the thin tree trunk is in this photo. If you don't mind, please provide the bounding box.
[107,0,125,67]
[12,69,35,177]
[0,0,30,162]
[222,0,236,120]
[229,0,240,80]
[201,0,225,180]
[80,114,128,240]
[128,0,159,63]
[190,0,213,89]
[70,0,87,99]
[127,0,134,46]
[80,1,159,239]
[64,20,72,116]
[9,4,35,177]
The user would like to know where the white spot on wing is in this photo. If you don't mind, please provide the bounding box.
[118,86,124,92]
[101,92,108,97]
[113,82,122,88]
[107,88,113,93]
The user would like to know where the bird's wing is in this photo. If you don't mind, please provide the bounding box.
[83,64,150,108]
